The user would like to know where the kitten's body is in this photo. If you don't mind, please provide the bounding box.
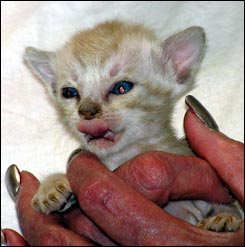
[25,20,243,231]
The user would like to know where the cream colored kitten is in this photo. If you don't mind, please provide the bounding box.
[24,20,243,231]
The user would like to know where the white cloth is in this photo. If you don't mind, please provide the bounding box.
[1,1,244,233]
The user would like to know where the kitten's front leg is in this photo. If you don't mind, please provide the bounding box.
[32,173,76,214]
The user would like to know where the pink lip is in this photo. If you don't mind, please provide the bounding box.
[77,119,109,137]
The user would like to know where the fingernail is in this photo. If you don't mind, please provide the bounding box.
[67,148,83,164]
[5,164,21,201]
[1,230,8,246]
[185,95,219,131]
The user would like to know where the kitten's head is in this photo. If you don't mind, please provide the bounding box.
[24,20,205,160]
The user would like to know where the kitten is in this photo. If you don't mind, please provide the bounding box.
[24,20,243,231]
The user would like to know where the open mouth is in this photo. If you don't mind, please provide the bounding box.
[84,130,115,143]
[84,130,124,148]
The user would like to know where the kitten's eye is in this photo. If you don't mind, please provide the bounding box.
[111,81,133,95]
[62,87,79,99]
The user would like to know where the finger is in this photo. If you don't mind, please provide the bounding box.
[66,149,228,245]
[67,151,186,245]
[2,228,29,246]
[67,152,243,245]
[184,110,244,204]
[115,151,232,205]
[17,171,94,246]
[63,208,116,246]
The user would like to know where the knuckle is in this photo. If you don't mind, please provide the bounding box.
[129,152,172,202]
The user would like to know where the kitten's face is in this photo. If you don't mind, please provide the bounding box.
[24,21,205,161]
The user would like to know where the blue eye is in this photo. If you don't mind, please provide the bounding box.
[62,87,79,98]
[111,81,133,95]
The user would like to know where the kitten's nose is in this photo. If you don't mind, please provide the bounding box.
[78,99,102,120]
[81,109,102,120]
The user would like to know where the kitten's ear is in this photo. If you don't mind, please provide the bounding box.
[161,26,205,83]
[24,47,56,87]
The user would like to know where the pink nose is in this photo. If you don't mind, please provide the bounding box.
[77,118,109,137]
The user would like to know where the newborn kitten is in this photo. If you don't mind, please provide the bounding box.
[24,20,243,232]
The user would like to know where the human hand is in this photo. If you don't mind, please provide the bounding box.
[3,98,244,246]
[63,108,244,245]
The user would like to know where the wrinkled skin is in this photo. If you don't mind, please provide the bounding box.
[3,110,244,246]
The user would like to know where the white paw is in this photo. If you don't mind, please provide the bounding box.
[32,173,76,214]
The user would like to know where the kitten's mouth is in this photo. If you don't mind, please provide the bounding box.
[77,119,123,148]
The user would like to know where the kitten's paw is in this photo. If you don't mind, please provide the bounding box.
[198,214,244,232]
[31,173,76,214]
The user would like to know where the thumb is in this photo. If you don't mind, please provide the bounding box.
[184,110,244,204]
